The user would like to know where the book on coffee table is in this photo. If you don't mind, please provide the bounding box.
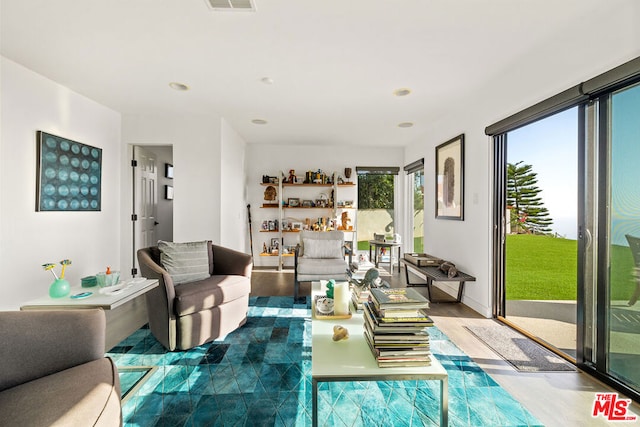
[369,287,430,310]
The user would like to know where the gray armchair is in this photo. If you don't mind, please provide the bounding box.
[294,230,350,300]
[137,241,252,351]
[0,309,122,426]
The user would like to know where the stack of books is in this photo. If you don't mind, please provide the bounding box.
[363,287,433,367]
[350,287,370,312]
[349,259,376,280]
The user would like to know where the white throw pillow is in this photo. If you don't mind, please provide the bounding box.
[303,239,343,259]
[158,240,210,285]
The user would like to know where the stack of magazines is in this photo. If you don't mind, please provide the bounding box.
[363,287,433,367]
[350,287,370,312]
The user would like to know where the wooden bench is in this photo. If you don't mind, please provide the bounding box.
[401,257,475,303]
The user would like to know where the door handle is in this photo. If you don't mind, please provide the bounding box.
[154,221,159,226]
[584,228,592,250]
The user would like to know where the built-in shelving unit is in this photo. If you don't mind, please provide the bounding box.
[256,170,357,270]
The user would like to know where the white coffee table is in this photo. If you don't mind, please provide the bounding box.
[21,278,159,351]
[311,281,448,426]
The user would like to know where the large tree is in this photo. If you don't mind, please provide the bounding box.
[358,174,394,209]
[507,161,553,234]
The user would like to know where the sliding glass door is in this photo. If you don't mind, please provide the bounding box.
[501,108,579,359]
[603,82,640,392]
[492,59,640,402]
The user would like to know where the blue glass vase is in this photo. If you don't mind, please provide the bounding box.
[49,278,70,298]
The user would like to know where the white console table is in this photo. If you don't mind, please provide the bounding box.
[21,279,158,351]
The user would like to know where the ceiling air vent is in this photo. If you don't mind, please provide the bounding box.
[204,0,256,11]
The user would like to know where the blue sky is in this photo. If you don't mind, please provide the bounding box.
[507,107,578,239]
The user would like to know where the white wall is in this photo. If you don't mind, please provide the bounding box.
[121,114,223,274]
[246,144,404,267]
[0,57,121,310]
[121,115,251,269]
[405,126,492,317]
[220,119,248,252]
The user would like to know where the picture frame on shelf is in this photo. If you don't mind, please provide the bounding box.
[270,238,280,250]
[315,199,326,208]
[288,197,300,207]
[302,200,314,208]
[292,222,302,231]
[436,133,465,220]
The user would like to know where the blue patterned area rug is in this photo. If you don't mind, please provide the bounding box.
[109,296,542,426]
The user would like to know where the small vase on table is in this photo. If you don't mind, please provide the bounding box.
[49,278,70,298]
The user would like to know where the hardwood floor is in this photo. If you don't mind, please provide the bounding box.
[251,268,640,426]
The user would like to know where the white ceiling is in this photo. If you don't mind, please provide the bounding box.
[1,0,636,147]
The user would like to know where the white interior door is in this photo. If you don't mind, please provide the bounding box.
[134,146,158,260]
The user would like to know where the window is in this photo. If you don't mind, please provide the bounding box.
[405,159,424,253]
[356,167,398,251]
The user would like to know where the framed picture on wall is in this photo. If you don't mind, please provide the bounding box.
[435,134,464,220]
[35,131,102,211]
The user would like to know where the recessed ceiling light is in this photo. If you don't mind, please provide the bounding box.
[252,119,268,125]
[169,82,190,91]
[261,77,274,85]
[398,122,414,128]
[393,88,412,97]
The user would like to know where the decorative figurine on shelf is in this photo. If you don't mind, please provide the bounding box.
[344,167,352,183]
[264,185,277,202]
[287,169,296,184]
[262,242,268,254]
[338,211,352,231]
[313,169,324,184]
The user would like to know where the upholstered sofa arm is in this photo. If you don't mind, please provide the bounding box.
[0,309,106,392]
[137,248,176,300]
[212,244,253,278]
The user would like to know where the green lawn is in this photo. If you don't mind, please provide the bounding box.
[506,234,636,300]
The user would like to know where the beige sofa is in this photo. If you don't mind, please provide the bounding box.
[137,240,252,351]
[0,309,122,426]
